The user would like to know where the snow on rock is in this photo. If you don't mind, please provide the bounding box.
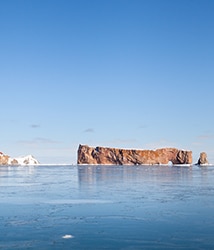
[0,152,40,165]
[9,155,40,165]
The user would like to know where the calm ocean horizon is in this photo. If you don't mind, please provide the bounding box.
[1,164,214,249]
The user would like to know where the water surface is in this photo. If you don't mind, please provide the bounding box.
[1,165,214,249]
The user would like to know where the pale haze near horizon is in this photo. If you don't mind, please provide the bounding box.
[1,0,214,164]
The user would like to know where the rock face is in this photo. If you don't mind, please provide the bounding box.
[0,152,10,165]
[197,152,209,165]
[77,145,192,165]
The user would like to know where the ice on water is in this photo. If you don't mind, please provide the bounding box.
[1,164,214,249]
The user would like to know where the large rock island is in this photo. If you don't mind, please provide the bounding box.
[77,145,192,165]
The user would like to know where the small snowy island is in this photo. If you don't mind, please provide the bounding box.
[0,152,39,165]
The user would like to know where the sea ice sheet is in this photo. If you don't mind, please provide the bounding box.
[1,164,214,249]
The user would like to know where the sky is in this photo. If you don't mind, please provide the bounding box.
[0,0,214,164]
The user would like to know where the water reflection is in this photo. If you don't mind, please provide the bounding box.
[78,165,194,187]
[77,164,214,206]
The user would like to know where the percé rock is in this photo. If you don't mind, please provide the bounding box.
[77,145,192,165]
[197,152,209,165]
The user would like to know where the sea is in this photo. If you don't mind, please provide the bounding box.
[1,164,214,249]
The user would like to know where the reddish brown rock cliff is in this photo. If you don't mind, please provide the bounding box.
[0,152,10,165]
[77,145,192,165]
[197,152,209,165]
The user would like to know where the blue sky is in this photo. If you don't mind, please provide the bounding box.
[0,0,214,164]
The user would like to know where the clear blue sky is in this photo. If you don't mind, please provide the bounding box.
[1,0,214,164]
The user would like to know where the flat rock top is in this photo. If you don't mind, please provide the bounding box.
[77,145,192,165]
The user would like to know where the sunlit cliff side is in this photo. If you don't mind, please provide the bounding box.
[77,145,192,165]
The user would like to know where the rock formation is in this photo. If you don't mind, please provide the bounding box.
[197,152,209,165]
[13,155,39,165]
[0,152,39,165]
[77,145,192,165]
[0,152,10,165]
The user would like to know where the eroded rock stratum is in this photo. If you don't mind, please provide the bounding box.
[197,152,209,165]
[77,145,192,165]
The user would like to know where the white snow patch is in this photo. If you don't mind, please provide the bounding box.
[62,234,74,239]
[8,155,39,165]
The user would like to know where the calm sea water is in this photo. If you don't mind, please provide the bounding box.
[1,164,214,249]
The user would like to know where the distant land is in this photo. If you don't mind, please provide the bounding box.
[0,146,209,166]
[0,152,39,165]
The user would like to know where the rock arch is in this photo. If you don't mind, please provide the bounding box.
[77,145,192,165]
